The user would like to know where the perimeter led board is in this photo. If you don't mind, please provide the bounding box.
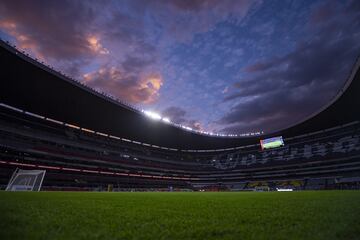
[260,136,284,150]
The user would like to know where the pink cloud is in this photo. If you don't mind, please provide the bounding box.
[83,66,163,104]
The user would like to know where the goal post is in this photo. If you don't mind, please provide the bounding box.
[6,168,46,191]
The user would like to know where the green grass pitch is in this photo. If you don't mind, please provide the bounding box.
[0,191,360,240]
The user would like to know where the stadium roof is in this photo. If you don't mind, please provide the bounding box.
[1,40,359,150]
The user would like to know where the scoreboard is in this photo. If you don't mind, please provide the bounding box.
[260,136,284,150]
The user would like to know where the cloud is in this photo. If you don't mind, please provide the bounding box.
[345,0,360,14]
[0,0,259,107]
[243,58,281,73]
[162,106,187,123]
[187,120,203,131]
[0,0,100,60]
[83,64,163,104]
[219,85,333,133]
[146,0,260,43]
[218,1,360,133]
[162,106,203,130]
[87,36,109,55]
[222,86,229,94]
[309,1,338,25]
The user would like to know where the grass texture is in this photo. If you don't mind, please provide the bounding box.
[0,191,359,240]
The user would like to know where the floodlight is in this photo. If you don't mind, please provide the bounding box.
[144,111,162,120]
[162,117,171,123]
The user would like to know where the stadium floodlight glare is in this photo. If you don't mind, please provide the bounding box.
[144,111,162,120]
[162,117,171,123]
[181,125,193,131]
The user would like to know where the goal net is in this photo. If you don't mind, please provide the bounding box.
[6,168,46,191]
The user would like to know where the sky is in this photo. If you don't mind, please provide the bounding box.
[0,0,359,135]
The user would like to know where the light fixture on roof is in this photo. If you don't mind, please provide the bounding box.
[144,110,162,120]
[162,117,171,123]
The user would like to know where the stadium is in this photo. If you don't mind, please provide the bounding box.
[1,38,360,191]
[1,1,360,239]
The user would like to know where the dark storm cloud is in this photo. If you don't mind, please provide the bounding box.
[226,34,358,101]
[309,1,337,25]
[165,0,210,11]
[165,0,253,12]
[0,0,99,60]
[220,85,334,133]
[219,1,360,134]
[146,0,257,43]
[345,0,360,14]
